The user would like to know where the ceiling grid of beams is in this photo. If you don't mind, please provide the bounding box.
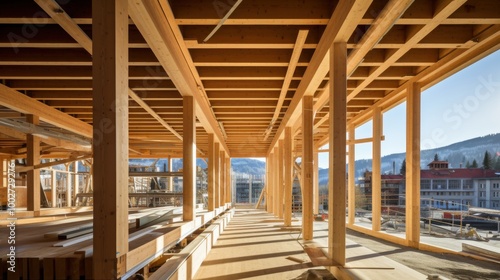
[0,0,498,159]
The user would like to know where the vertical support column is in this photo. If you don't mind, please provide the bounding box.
[267,153,274,213]
[92,0,128,277]
[74,161,79,206]
[273,147,279,216]
[0,158,5,188]
[26,114,40,214]
[183,96,196,221]
[348,125,356,225]
[220,150,226,207]
[214,143,220,208]
[167,156,173,192]
[225,157,231,204]
[66,164,72,207]
[302,95,314,240]
[278,140,284,219]
[328,42,346,265]
[284,127,293,226]
[51,169,57,208]
[372,106,382,231]
[406,82,421,248]
[313,151,319,215]
[207,134,215,210]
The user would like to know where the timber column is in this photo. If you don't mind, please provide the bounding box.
[92,0,129,277]
[328,42,347,265]
[348,125,356,225]
[302,95,314,240]
[372,106,382,231]
[26,114,40,214]
[406,82,421,248]
[284,127,293,226]
[207,134,215,210]
[278,140,284,218]
[183,96,196,221]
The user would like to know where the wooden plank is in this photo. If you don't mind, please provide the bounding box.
[43,258,55,279]
[462,242,500,261]
[58,227,93,240]
[53,233,93,247]
[183,96,196,221]
[328,42,347,266]
[372,106,382,231]
[91,0,129,278]
[302,95,313,240]
[28,258,41,280]
[284,127,293,226]
[405,82,421,248]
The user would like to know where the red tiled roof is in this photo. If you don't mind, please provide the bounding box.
[421,168,499,179]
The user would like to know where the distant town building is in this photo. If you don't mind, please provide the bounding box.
[360,160,500,210]
[233,174,264,203]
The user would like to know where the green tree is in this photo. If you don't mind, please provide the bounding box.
[434,153,440,161]
[482,151,492,169]
[472,159,478,168]
[465,160,471,168]
[495,157,500,170]
[400,159,406,175]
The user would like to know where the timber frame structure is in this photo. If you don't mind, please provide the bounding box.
[0,0,499,279]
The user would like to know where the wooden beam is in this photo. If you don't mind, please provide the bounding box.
[0,84,92,138]
[128,0,230,155]
[406,82,421,248]
[17,155,91,173]
[302,95,313,240]
[183,96,196,221]
[347,0,414,76]
[92,0,129,277]
[26,115,41,214]
[268,0,372,154]
[264,30,309,140]
[328,42,347,266]
[371,106,382,231]
[346,0,467,101]
[34,0,93,54]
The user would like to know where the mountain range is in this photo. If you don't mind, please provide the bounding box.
[130,133,500,185]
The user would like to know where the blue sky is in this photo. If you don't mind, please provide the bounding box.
[254,50,500,168]
[316,49,500,168]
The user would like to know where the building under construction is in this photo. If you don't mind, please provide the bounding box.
[0,0,499,279]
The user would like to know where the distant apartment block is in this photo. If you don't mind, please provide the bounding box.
[360,160,500,210]
[233,174,264,203]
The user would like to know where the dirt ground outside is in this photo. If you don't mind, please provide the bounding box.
[346,229,500,280]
